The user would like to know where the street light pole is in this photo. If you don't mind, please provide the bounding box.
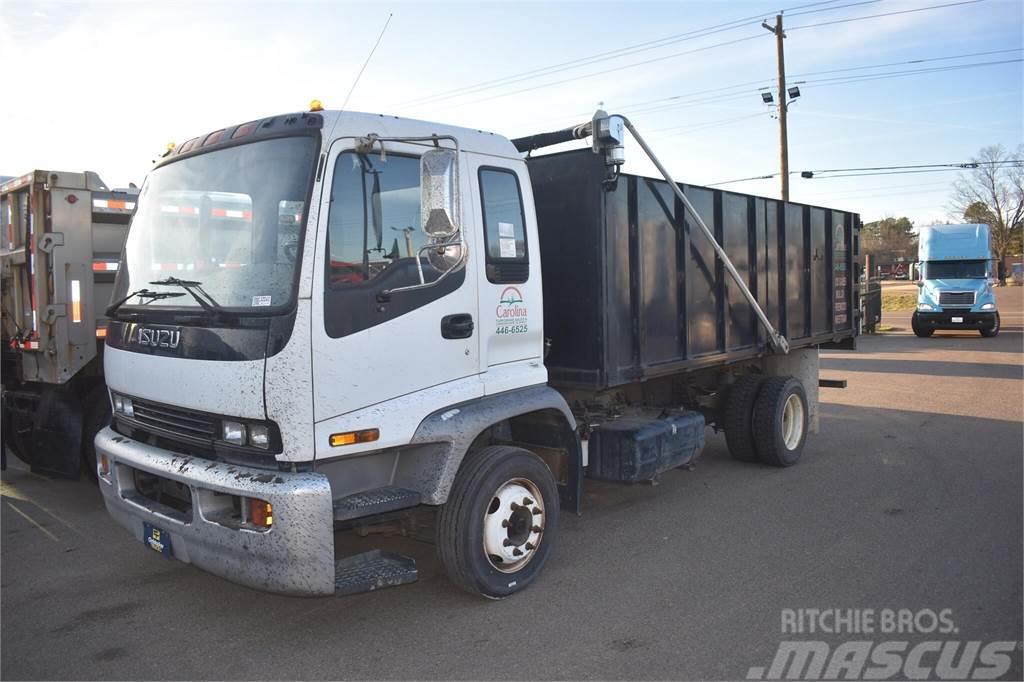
[764,14,789,201]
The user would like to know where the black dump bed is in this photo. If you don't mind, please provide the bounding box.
[527,149,860,390]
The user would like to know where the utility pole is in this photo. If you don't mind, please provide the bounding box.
[763,14,789,201]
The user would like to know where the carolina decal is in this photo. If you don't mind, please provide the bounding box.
[496,286,528,335]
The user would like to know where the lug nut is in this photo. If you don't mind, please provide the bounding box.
[525,542,535,550]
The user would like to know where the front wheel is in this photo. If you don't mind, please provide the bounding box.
[980,312,1000,337]
[436,445,559,599]
[911,312,934,338]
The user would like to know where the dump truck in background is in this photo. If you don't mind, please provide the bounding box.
[94,107,859,598]
[1,170,137,477]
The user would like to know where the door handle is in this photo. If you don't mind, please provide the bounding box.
[441,313,474,339]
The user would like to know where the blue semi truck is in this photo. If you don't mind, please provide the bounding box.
[912,223,999,338]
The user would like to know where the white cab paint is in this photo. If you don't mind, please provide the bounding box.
[105,344,265,420]
[309,137,482,429]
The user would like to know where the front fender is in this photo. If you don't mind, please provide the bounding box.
[408,385,580,510]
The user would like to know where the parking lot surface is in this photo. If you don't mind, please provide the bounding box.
[2,288,1021,681]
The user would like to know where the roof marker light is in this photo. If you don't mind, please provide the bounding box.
[309,99,324,112]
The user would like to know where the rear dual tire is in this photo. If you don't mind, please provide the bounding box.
[724,374,808,467]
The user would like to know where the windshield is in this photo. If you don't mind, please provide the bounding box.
[115,136,318,311]
[923,260,987,280]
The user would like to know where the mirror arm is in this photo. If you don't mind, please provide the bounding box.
[381,235,466,297]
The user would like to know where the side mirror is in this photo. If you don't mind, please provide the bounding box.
[420,148,460,237]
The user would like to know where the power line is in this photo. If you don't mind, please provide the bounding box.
[709,160,1023,186]
[599,48,1022,119]
[787,0,984,30]
[423,0,985,113]
[618,56,1021,120]
[400,0,861,109]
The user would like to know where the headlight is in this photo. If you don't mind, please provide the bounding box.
[112,394,134,416]
[918,303,934,311]
[248,424,270,449]
[981,302,995,310]
[222,421,246,445]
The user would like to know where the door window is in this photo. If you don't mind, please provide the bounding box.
[479,168,528,284]
[324,151,464,338]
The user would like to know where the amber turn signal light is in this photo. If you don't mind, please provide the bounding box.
[249,498,273,528]
[329,428,379,447]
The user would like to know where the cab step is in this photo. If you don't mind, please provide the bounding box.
[332,486,421,522]
[334,550,417,596]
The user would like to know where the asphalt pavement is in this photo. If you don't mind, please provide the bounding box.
[2,288,1021,681]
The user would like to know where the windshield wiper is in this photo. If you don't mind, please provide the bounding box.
[106,289,185,317]
[149,277,227,315]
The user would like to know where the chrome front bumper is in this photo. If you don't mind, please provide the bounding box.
[95,427,336,596]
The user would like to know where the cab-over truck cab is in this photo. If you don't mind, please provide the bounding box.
[96,109,572,597]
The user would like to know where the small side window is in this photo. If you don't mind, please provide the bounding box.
[479,168,528,284]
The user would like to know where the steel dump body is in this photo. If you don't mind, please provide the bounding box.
[528,150,859,390]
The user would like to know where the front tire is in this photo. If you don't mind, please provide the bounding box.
[980,312,1000,337]
[911,312,934,338]
[436,445,559,599]
[753,376,809,467]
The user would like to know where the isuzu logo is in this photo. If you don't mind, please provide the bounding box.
[132,326,181,349]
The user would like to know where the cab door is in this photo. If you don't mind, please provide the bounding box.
[310,140,481,425]
[466,155,546,395]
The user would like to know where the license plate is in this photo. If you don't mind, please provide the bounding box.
[143,522,172,557]
[952,316,964,323]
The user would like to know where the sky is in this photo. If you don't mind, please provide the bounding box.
[1,0,1021,225]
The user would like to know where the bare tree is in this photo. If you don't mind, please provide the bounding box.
[950,144,1024,262]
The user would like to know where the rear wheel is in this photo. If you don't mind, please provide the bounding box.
[911,312,933,338]
[980,312,1000,337]
[753,376,808,468]
[722,374,766,462]
[436,445,559,599]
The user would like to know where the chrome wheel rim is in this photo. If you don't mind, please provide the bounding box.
[482,478,545,573]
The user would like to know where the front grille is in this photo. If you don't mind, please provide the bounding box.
[113,396,281,467]
[131,398,219,441]
[938,291,975,307]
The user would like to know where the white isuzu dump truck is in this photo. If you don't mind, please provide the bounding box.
[96,106,859,597]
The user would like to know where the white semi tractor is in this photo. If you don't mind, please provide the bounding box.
[96,106,859,597]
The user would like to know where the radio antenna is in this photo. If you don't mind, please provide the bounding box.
[341,12,393,112]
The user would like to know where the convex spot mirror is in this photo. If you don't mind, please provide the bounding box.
[421,148,460,237]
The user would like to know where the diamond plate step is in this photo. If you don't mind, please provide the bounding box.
[332,486,421,522]
[334,550,417,596]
